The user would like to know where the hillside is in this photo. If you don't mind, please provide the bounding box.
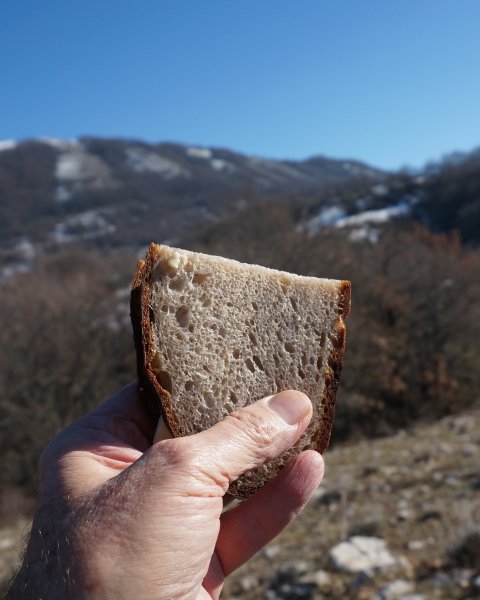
[0,137,382,251]
[2,138,480,284]
[2,406,479,599]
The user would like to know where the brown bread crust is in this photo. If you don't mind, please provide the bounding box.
[130,244,351,499]
[131,245,182,437]
[311,279,351,454]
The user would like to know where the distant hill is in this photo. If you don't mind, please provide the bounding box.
[1,137,479,279]
[0,137,383,250]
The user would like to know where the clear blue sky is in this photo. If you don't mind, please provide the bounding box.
[1,0,480,170]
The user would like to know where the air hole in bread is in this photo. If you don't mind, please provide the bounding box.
[200,293,211,307]
[219,326,226,337]
[252,355,264,371]
[252,301,258,310]
[156,370,173,394]
[169,277,187,291]
[209,322,217,330]
[284,342,295,353]
[233,349,241,359]
[298,366,306,379]
[184,380,194,391]
[289,296,298,312]
[203,364,211,372]
[193,272,211,284]
[320,331,326,347]
[249,332,257,346]
[161,304,168,313]
[230,391,239,405]
[245,358,255,373]
[317,355,323,369]
[188,324,194,333]
[204,392,216,408]
[226,301,233,308]
[175,305,190,328]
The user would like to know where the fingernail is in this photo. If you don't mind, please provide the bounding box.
[268,391,311,425]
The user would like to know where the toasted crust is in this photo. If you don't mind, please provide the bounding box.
[131,244,351,499]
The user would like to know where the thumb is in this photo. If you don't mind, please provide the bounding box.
[190,390,312,492]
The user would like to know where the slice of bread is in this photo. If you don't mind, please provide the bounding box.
[131,244,351,499]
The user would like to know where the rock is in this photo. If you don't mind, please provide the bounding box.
[461,443,477,457]
[262,544,281,559]
[396,508,412,522]
[407,540,426,551]
[437,442,452,454]
[371,579,414,599]
[449,415,475,434]
[298,569,331,588]
[329,536,401,575]
[445,476,460,486]
[238,574,258,592]
[278,582,312,598]
[277,559,309,576]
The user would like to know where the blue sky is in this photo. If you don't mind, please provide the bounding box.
[1,0,480,169]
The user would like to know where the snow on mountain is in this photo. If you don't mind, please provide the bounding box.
[210,157,234,172]
[54,142,117,201]
[37,137,77,149]
[126,146,190,179]
[304,194,417,240]
[335,203,410,228]
[187,147,212,159]
[0,140,17,152]
[51,210,116,244]
[305,206,347,231]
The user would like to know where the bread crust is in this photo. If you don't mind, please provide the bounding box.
[131,245,182,436]
[130,244,351,499]
[312,279,351,453]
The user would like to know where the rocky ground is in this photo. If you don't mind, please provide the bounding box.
[1,408,479,599]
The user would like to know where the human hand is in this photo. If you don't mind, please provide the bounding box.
[8,382,324,600]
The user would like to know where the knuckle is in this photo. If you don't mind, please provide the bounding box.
[228,408,275,453]
[153,437,196,470]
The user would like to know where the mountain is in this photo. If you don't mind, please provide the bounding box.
[1,136,480,280]
[0,137,383,250]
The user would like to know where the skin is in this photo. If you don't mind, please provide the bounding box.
[8,382,324,600]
